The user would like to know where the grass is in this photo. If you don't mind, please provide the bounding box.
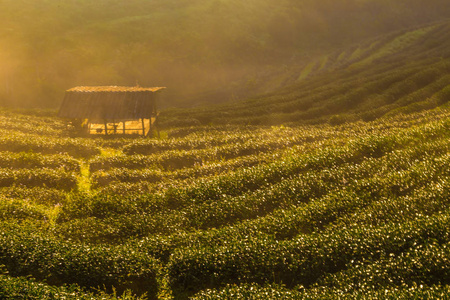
[77,160,92,194]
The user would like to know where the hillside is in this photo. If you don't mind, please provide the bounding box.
[0,101,448,299]
[0,1,449,299]
[0,20,449,296]
[0,0,449,108]
[160,19,450,127]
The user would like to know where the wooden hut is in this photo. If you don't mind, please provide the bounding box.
[58,86,165,136]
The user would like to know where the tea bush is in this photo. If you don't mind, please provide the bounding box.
[167,211,450,297]
[0,224,161,298]
[0,168,77,190]
[0,132,100,158]
[0,152,79,171]
[0,273,142,300]
[191,283,450,299]
[0,186,67,206]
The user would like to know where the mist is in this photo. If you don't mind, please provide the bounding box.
[0,0,449,109]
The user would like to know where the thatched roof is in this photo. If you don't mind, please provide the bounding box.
[58,86,165,120]
[67,86,165,93]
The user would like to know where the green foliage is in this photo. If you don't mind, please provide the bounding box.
[0,152,79,171]
[0,186,67,206]
[0,168,77,191]
[0,224,161,298]
[167,208,450,297]
[0,133,100,158]
[0,52,449,299]
[55,111,449,244]
[191,283,450,299]
[0,273,144,300]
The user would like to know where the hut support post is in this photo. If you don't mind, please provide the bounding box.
[141,118,145,136]
[87,120,91,134]
[155,115,160,139]
[154,102,160,138]
[149,117,153,138]
[104,120,108,136]
[123,121,126,135]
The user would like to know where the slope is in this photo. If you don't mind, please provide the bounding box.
[160,20,450,127]
[0,0,449,108]
[0,104,448,299]
[0,3,449,300]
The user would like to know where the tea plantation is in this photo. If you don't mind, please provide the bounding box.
[0,21,449,300]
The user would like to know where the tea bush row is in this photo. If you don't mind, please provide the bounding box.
[121,126,323,156]
[127,151,449,262]
[0,197,48,223]
[318,241,450,291]
[57,136,449,245]
[179,151,449,231]
[0,273,144,300]
[166,63,424,126]
[90,151,283,188]
[92,168,164,188]
[0,111,66,136]
[92,141,288,172]
[0,168,77,191]
[383,74,450,116]
[63,142,351,221]
[0,224,161,298]
[90,151,201,172]
[0,132,100,158]
[62,116,448,223]
[159,48,450,127]
[141,118,446,209]
[0,151,79,171]
[0,186,67,206]
[148,164,450,260]
[167,210,450,297]
[122,131,251,154]
[191,283,450,300]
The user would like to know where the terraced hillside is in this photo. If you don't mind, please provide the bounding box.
[160,20,450,127]
[0,109,448,298]
[2,0,449,108]
[0,22,449,300]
